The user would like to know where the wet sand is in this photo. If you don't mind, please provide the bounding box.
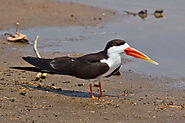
[0,0,185,123]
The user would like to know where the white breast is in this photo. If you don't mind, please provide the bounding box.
[98,43,130,78]
[100,54,122,77]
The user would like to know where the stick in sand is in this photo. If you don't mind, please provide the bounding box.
[16,21,20,34]
[4,21,20,38]
[33,35,47,81]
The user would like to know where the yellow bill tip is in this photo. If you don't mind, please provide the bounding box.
[146,58,159,65]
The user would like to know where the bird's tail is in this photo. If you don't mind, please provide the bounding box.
[22,56,55,72]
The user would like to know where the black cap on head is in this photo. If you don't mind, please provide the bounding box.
[105,39,126,50]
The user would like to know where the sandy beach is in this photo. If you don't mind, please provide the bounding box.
[0,0,184,123]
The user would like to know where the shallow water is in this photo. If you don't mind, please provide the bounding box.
[2,0,185,79]
[57,0,185,78]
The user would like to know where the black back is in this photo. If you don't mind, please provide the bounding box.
[23,51,110,79]
[51,51,110,79]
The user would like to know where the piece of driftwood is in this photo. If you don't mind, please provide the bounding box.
[33,36,41,58]
[4,21,29,43]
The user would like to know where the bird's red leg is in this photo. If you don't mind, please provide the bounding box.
[99,81,108,97]
[89,83,99,99]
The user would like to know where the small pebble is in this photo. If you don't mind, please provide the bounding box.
[41,76,46,79]
[58,88,62,91]
[11,98,15,102]
[115,104,120,108]
[156,99,164,103]
[78,83,84,86]
[6,74,11,76]
[37,85,42,88]
[168,101,174,105]
[20,92,26,96]
[90,111,95,114]
[62,81,70,83]
[104,118,109,120]
[94,82,99,87]
[34,77,39,81]
[97,89,105,92]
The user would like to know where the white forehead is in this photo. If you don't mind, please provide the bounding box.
[107,43,130,54]
[120,43,130,50]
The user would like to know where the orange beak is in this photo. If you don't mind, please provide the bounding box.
[124,47,159,65]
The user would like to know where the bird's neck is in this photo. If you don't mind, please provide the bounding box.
[101,52,122,68]
[108,52,121,60]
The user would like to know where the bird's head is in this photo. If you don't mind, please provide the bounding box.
[105,39,159,65]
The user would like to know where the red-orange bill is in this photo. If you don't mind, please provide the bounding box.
[124,47,159,65]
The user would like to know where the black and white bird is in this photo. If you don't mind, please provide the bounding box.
[153,9,164,18]
[16,39,158,99]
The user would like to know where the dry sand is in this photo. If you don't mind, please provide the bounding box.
[0,0,116,30]
[0,0,184,123]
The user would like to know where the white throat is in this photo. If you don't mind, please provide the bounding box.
[99,43,130,77]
